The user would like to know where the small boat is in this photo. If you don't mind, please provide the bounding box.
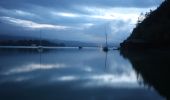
[37,29,43,52]
[78,46,83,50]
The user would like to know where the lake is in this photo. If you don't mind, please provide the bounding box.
[0,48,165,100]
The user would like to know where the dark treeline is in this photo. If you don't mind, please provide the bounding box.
[120,0,170,49]
[0,40,65,47]
[119,1,170,99]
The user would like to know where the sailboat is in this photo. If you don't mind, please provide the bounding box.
[38,29,43,52]
[102,25,109,52]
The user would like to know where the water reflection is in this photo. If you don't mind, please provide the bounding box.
[0,48,164,100]
[120,49,170,100]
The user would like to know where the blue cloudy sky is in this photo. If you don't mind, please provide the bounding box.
[0,0,163,43]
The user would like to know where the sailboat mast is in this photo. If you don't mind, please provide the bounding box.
[102,23,109,52]
[105,25,108,47]
[106,32,108,46]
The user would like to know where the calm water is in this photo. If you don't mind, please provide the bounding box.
[0,48,165,100]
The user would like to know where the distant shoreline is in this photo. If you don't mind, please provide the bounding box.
[0,46,98,49]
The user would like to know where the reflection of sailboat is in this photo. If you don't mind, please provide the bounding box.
[104,52,108,70]
[102,25,108,52]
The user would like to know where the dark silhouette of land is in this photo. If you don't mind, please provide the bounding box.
[120,0,170,49]
[119,0,170,99]
[0,39,65,47]
[0,34,102,48]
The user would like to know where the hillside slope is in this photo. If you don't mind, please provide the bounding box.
[120,0,170,49]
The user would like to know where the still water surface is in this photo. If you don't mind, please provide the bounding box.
[0,48,164,100]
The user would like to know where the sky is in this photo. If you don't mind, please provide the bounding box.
[0,0,163,43]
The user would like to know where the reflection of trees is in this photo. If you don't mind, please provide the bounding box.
[120,49,170,100]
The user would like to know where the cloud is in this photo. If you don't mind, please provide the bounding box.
[0,7,35,17]
[15,10,34,16]
[0,0,163,9]
[0,0,163,43]
[0,16,69,30]
[52,12,80,18]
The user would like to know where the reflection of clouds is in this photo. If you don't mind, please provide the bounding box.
[109,62,133,75]
[3,63,66,75]
[91,72,137,83]
[106,51,133,75]
[83,66,93,72]
[0,50,141,89]
[51,70,139,88]
[84,72,139,88]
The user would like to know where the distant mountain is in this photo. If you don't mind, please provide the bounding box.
[0,34,99,47]
[0,34,120,47]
